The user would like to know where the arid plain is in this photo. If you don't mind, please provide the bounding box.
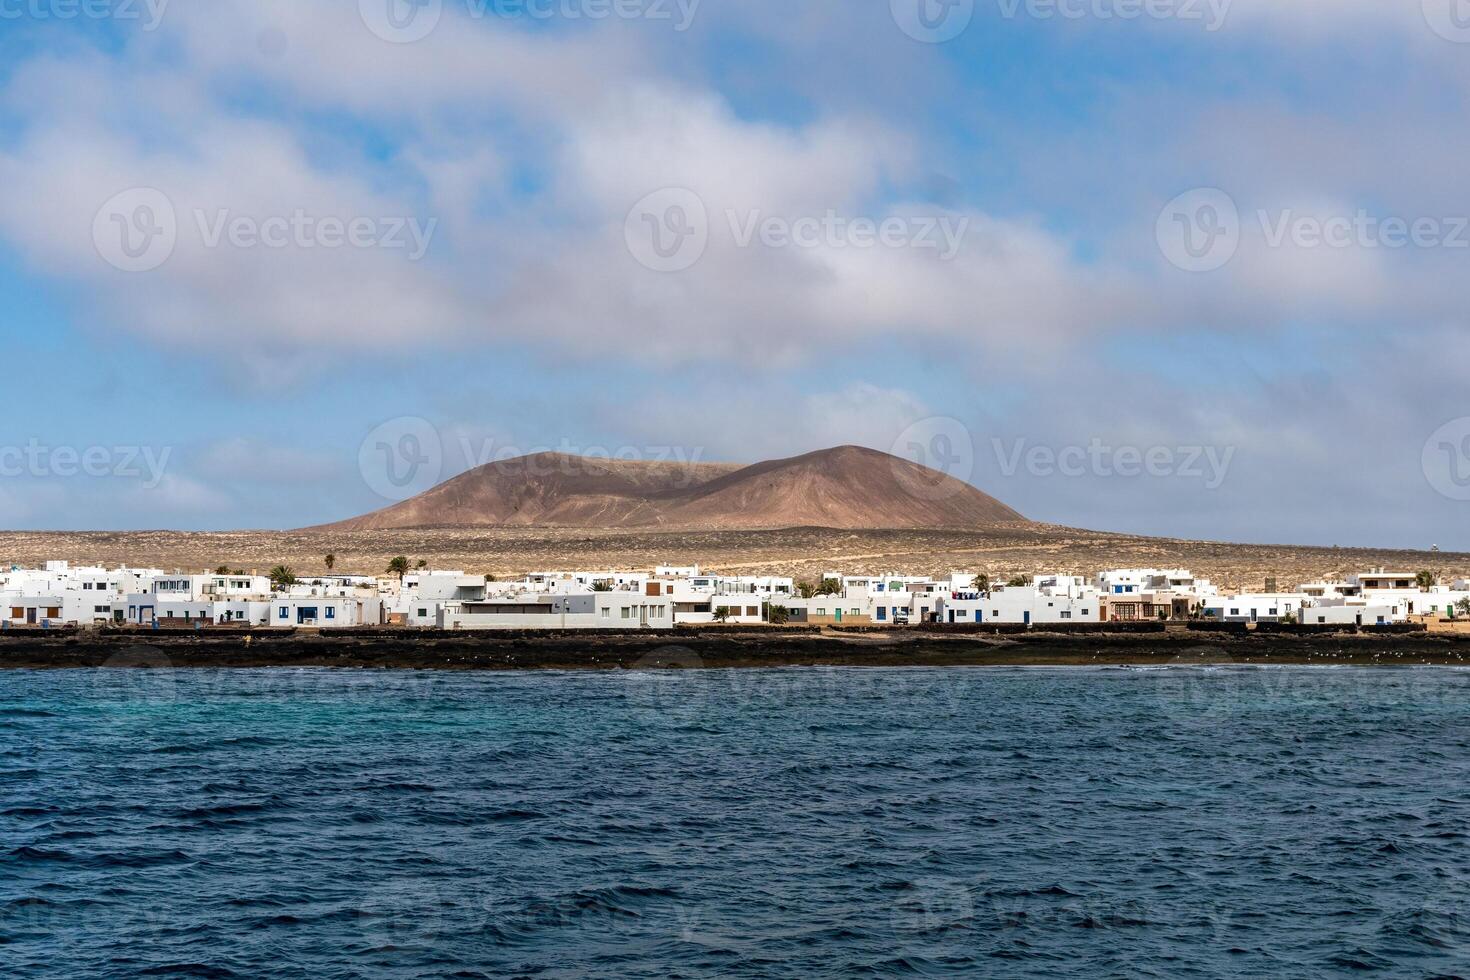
[1,523,1464,593]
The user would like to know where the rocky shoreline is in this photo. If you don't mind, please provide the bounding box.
[1,627,1468,670]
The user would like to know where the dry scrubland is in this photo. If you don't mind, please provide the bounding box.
[0,524,1464,592]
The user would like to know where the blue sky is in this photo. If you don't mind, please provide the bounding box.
[1,0,1468,548]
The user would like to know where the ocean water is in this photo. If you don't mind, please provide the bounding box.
[1,665,1467,979]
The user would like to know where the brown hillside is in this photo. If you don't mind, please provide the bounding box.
[314,445,1025,531]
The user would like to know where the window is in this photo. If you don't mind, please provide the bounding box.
[417,609,427,617]
[815,608,826,616]
[1060,611,1072,619]
[876,607,886,621]
[850,609,860,616]
[326,608,335,619]
[600,608,610,619]
[1230,608,1240,616]
[279,607,289,620]
[621,607,632,619]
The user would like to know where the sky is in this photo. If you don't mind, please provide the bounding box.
[0,0,1468,547]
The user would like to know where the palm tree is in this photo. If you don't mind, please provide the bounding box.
[766,603,790,625]
[1455,598,1470,617]
[268,565,297,590]
[415,559,429,571]
[1415,570,1436,591]
[713,606,731,623]
[324,554,336,572]
[386,556,410,582]
[975,573,991,597]
[214,565,230,575]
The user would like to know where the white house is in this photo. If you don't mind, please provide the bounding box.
[937,583,1104,625]
[1301,605,1399,626]
[1203,594,1310,623]
[1,594,64,626]
[438,592,674,630]
[271,596,384,628]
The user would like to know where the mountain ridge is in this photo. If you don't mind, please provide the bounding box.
[312,445,1026,531]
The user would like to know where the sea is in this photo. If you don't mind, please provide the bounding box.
[1,665,1467,978]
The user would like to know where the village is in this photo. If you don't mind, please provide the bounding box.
[3,560,1469,632]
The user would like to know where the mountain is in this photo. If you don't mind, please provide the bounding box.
[315,445,1026,531]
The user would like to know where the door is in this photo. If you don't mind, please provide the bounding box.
[834,608,842,623]
[1023,611,1031,626]
[25,608,36,625]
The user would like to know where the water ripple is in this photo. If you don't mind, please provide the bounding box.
[0,666,1467,978]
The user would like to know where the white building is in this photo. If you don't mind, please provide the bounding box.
[937,581,1104,625]
[1203,594,1310,624]
[271,596,384,628]
[1301,605,1399,627]
[438,592,674,630]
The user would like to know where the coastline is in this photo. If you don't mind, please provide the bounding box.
[2,628,1468,670]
